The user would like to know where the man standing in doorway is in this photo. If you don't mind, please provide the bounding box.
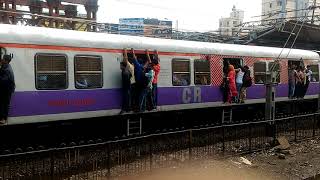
[146,50,160,110]
[302,65,312,97]
[0,55,15,124]
[120,61,132,114]
[288,64,297,99]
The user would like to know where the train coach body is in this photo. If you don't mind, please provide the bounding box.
[0,24,319,125]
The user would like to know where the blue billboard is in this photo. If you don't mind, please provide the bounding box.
[119,18,144,35]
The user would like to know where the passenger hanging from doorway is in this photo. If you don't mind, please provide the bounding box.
[0,55,15,125]
[150,50,160,110]
[235,66,244,103]
[119,60,132,114]
[139,54,154,112]
[239,66,252,104]
[288,64,297,99]
[302,65,312,98]
[221,61,230,104]
[227,65,238,104]
[121,49,135,114]
[294,66,305,99]
[131,49,150,112]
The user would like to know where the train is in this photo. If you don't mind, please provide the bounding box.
[0,24,319,126]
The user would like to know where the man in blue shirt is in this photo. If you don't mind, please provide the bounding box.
[131,49,151,112]
[0,55,15,124]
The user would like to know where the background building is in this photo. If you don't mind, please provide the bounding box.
[218,6,244,36]
[262,0,320,23]
[262,0,295,20]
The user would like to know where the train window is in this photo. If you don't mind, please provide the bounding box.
[194,59,210,85]
[35,54,68,90]
[308,65,319,82]
[268,62,280,83]
[74,55,103,89]
[254,62,266,84]
[172,59,190,86]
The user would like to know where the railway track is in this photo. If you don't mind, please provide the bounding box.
[0,112,318,179]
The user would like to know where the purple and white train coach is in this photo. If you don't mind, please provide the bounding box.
[0,24,319,125]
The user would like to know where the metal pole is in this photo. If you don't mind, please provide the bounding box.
[265,72,276,122]
[313,114,316,137]
[318,60,320,112]
[188,130,192,160]
[311,0,317,24]
[149,142,152,171]
[222,126,225,153]
[107,144,111,179]
[50,150,55,180]
[249,124,252,153]
[294,117,297,142]
[176,20,178,39]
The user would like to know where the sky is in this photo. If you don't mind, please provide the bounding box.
[95,0,262,32]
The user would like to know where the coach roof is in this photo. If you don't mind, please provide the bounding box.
[0,24,319,60]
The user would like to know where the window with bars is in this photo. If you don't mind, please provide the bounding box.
[268,62,281,83]
[172,59,190,86]
[254,61,266,84]
[308,65,319,82]
[35,54,68,90]
[74,55,103,89]
[194,59,210,85]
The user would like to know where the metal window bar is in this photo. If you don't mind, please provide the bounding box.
[173,72,191,74]
[76,71,102,74]
[37,71,67,74]
[195,72,210,74]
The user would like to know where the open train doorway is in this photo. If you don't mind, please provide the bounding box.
[288,60,304,99]
[223,58,243,76]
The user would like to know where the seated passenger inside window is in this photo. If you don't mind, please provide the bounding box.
[76,76,88,88]
[173,74,189,86]
[256,77,264,84]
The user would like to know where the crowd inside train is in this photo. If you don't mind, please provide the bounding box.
[288,64,313,99]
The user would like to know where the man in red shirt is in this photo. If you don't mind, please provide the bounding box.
[151,50,160,109]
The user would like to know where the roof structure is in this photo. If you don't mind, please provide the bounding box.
[0,0,98,31]
[238,20,320,51]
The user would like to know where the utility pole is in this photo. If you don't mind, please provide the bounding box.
[176,20,179,39]
[311,0,317,24]
[265,66,278,122]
